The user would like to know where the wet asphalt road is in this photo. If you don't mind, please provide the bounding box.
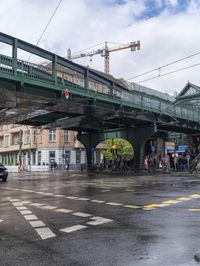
[0,171,200,266]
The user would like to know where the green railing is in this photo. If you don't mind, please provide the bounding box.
[0,53,199,124]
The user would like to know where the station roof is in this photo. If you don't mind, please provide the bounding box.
[174,82,200,106]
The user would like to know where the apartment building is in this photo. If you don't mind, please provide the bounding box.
[0,124,87,169]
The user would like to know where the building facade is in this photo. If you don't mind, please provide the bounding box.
[0,124,87,169]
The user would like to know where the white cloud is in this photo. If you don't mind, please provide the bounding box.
[0,0,200,95]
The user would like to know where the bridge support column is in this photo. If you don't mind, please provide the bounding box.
[77,132,96,169]
[125,126,155,169]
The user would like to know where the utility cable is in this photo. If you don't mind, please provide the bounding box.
[72,42,105,55]
[127,50,200,80]
[27,0,63,61]
[136,62,200,83]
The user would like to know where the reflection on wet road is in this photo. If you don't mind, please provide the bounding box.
[0,171,200,265]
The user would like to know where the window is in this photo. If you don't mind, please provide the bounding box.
[40,129,43,143]
[64,130,69,142]
[49,129,56,142]
[4,135,10,147]
[49,151,55,164]
[38,151,41,165]
[76,149,81,164]
[32,151,36,165]
[65,151,70,164]
[33,130,36,144]
[25,130,30,144]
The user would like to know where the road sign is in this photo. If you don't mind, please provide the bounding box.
[64,88,69,99]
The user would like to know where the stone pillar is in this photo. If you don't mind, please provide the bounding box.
[126,126,155,169]
[77,132,95,169]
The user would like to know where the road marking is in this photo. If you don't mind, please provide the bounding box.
[72,212,92,217]
[35,227,56,240]
[189,208,200,212]
[16,206,28,210]
[3,187,143,211]
[29,221,46,228]
[53,194,65,198]
[90,200,105,203]
[60,225,87,233]
[0,219,3,223]
[20,210,32,215]
[123,205,141,209]
[56,208,73,213]
[27,200,113,227]
[101,190,110,192]
[106,202,123,206]
[13,202,24,207]
[162,200,180,204]
[24,215,38,221]
[9,199,20,202]
[190,194,200,199]
[29,203,45,207]
[75,197,89,201]
[156,203,171,207]
[9,198,56,240]
[125,189,135,192]
[39,206,57,210]
[143,204,161,209]
[176,197,191,201]
[87,216,113,226]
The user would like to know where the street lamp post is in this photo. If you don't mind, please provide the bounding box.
[18,129,23,170]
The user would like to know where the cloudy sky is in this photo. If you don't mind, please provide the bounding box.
[0,0,200,95]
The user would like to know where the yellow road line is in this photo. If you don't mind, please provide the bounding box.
[190,194,200,199]
[162,200,180,204]
[143,204,160,209]
[176,197,191,201]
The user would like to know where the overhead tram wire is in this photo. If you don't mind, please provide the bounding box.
[73,42,105,55]
[27,0,63,61]
[136,62,200,84]
[127,50,200,81]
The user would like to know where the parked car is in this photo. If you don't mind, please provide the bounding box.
[0,164,8,181]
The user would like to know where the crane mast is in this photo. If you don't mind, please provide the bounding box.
[67,40,140,74]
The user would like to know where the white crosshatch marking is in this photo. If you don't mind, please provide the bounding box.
[29,203,45,207]
[29,221,46,228]
[16,206,27,210]
[39,206,57,210]
[60,225,87,233]
[5,190,116,237]
[56,208,73,213]
[9,198,56,240]
[24,215,38,221]
[87,216,113,226]
[20,210,32,215]
[35,227,56,240]
[72,212,92,218]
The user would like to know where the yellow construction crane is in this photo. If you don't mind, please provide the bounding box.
[67,41,140,74]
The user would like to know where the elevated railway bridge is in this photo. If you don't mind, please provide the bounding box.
[0,32,199,167]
